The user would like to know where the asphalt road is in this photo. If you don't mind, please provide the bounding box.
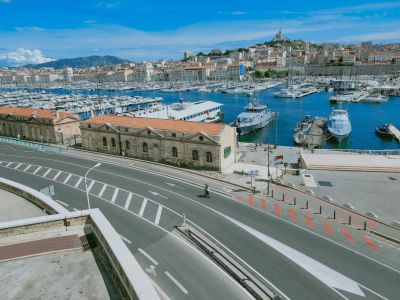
[1,142,400,300]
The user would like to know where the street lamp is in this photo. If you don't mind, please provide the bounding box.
[85,162,101,211]
[266,144,272,195]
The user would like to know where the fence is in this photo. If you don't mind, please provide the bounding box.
[0,136,63,153]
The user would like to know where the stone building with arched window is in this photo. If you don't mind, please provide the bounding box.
[80,115,237,171]
[0,106,80,144]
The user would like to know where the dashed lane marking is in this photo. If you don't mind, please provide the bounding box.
[53,171,62,181]
[111,188,119,203]
[33,166,41,174]
[42,168,52,178]
[119,234,132,244]
[138,248,158,266]
[98,184,107,198]
[139,198,148,217]
[63,174,72,184]
[165,271,188,295]
[125,193,132,209]
[155,205,163,225]
[87,180,95,192]
[74,177,83,188]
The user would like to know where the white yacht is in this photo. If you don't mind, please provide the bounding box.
[273,88,296,98]
[128,100,223,123]
[327,109,352,142]
[362,93,389,103]
[234,100,275,135]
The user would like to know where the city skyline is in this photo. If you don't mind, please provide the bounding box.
[0,0,400,66]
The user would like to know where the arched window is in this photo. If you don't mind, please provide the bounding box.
[143,142,148,152]
[103,137,107,146]
[125,140,130,150]
[206,152,213,163]
[192,150,199,161]
[172,147,178,157]
[111,138,116,148]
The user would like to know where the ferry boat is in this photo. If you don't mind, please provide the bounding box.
[128,100,224,123]
[327,109,352,142]
[234,100,275,135]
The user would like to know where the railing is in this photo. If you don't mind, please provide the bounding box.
[323,148,400,156]
[0,136,63,152]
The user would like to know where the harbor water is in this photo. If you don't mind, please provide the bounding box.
[43,86,400,150]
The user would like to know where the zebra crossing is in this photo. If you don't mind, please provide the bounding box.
[0,160,183,231]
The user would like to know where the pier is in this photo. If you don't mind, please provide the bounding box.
[304,117,327,148]
[388,124,400,143]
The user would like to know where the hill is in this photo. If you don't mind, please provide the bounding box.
[25,55,131,69]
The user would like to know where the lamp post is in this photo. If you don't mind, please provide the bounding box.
[266,144,272,195]
[85,162,101,211]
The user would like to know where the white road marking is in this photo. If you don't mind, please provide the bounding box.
[53,171,62,180]
[221,214,365,297]
[302,174,317,187]
[111,188,119,203]
[42,168,52,178]
[98,184,107,197]
[56,199,69,207]
[87,180,95,192]
[139,198,148,217]
[119,234,132,244]
[72,208,79,211]
[149,191,168,199]
[124,193,132,209]
[63,174,72,184]
[155,205,163,225]
[165,271,188,295]
[14,163,22,169]
[23,164,32,172]
[6,162,12,167]
[75,177,83,188]
[33,166,41,174]
[138,248,158,266]
[165,182,184,189]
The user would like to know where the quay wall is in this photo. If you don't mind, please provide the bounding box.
[305,64,400,76]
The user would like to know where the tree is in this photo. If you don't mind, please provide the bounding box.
[197,52,206,57]
[391,58,396,64]
[254,70,264,78]
[338,56,344,63]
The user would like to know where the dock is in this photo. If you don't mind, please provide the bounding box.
[388,125,400,143]
[295,88,323,98]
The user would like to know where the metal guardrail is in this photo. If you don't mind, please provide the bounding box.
[0,136,63,152]
[327,148,400,155]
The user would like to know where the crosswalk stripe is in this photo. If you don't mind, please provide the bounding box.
[98,184,107,197]
[23,164,32,172]
[63,174,72,184]
[155,206,163,225]
[87,180,95,192]
[75,177,83,188]
[124,193,132,209]
[43,168,52,177]
[139,198,148,217]
[111,188,119,203]
[33,166,42,174]
[53,171,62,180]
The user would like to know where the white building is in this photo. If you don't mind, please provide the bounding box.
[63,68,73,82]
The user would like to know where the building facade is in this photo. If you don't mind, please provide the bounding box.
[81,115,237,171]
[0,107,80,144]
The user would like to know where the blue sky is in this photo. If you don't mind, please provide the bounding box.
[0,0,400,65]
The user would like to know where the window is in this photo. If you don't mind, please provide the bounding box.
[125,128,128,132]
[172,133,176,137]
[147,130,151,135]
[111,138,116,148]
[192,150,199,161]
[206,152,213,163]
[172,147,178,157]
[125,140,130,150]
[103,137,107,147]
[143,142,148,152]
[199,136,204,141]
[88,124,91,128]
[224,146,231,158]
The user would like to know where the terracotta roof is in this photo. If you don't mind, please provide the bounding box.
[83,114,227,136]
[0,106,74,120]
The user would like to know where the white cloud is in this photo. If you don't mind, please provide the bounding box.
[0,0,11,3]
[0,48,55,65]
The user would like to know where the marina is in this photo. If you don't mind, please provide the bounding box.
[1,80,399,150]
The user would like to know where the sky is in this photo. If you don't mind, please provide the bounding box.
[0,0,400,66]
